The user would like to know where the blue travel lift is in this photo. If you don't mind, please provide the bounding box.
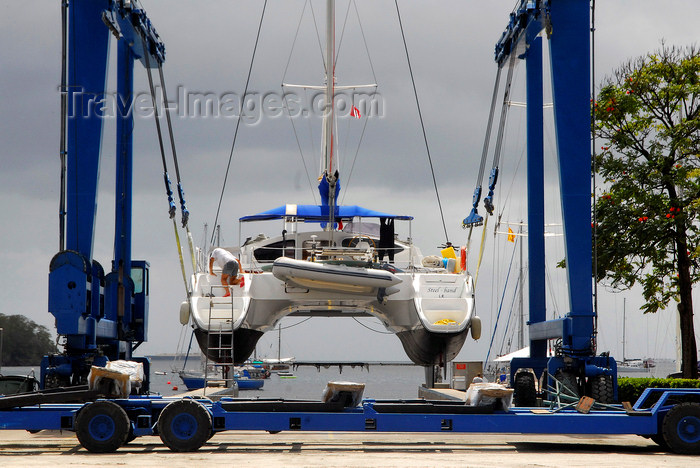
[2,0,699,455]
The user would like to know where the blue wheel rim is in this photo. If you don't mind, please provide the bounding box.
[678,415,700,444]
[171,413,198,440]
[88,414,116,442]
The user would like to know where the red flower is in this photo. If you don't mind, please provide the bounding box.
[666,214,672,218]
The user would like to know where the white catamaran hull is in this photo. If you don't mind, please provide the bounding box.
[185,252,477,366]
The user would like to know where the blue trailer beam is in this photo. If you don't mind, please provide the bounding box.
[0,397,670,437]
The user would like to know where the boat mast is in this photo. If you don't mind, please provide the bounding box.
[277,322,282,362]
[518,222,524,350]
[321,0,335,176]
[320,0,338,235]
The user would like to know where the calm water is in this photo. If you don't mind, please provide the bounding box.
[1,359,427,400]
[1,357,678,399]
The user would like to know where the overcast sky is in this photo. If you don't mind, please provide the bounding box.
[1,1,698,366]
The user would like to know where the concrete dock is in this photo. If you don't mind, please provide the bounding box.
[0,429,689,467]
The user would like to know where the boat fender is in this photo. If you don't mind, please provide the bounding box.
[470,315,482,340]
[460,246,467,272]
[179,301,191,325]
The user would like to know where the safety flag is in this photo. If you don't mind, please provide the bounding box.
[507,227,515,243]
[350,105,361,118]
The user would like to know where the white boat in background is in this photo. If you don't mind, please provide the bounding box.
[179,1,480,372]
[262,357,295,374]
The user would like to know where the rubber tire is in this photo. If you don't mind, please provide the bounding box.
[158,400,212,452]
[650,433,669,450]
[590,374,614,404]
[661,402,700,454]
[554,370,579,398]
[123,426,137,444]
[513,372,537,407]
[75,401,130,453]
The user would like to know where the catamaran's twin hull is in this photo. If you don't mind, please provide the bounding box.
[187,270,477,366]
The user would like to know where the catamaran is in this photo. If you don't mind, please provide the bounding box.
[180,1,481,376]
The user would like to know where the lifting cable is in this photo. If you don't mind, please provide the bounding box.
[282,0,320,204]
[463,66,503,230]
[341,0,376,202]
[211,0,268,246]
[395,0,449,244]
[158,64,197,275]
[353,317,394,335]
[464,53,517,284]
[484,235,519,364]
[141,35,190,298]
[487,52,517,215]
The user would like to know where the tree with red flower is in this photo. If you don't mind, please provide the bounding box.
[593,44,700,379]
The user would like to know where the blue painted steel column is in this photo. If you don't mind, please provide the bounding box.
[548,0,594,353]
[65,0,110,260]
[112,39,135,335]
[115,39,134,277]
[526,36,547,359]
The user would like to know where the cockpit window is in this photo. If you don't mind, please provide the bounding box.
[253,240,295,262]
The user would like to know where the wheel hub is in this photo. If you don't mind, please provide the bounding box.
[171,413,198,440]
[89,415,115,441]
[678,416,700,444]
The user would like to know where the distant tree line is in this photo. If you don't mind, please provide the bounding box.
[0,314,57,366]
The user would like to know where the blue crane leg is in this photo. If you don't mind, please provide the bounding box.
[548,0,594,353]
[526,36,546,360]
[65,0,111,260]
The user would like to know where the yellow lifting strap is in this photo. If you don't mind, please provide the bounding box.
[172,219,190,298]
[473,215,490,286]
[186,227,197,274]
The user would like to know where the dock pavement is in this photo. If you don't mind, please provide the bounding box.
[0,428,690,467]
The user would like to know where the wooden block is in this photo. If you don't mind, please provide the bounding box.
[576,396,595,414]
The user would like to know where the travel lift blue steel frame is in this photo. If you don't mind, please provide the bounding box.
[3,0,700,455]
[496,1,619,397]
[40,0,167,391]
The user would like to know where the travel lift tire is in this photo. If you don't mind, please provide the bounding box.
[589,374,614,404]
[661,402,700,454]
[158,399,212,452]
[554,370,579,399]
[75,401,130,453]
[513,371,537,407]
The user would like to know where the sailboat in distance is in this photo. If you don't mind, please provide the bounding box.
[180,0,481,375]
